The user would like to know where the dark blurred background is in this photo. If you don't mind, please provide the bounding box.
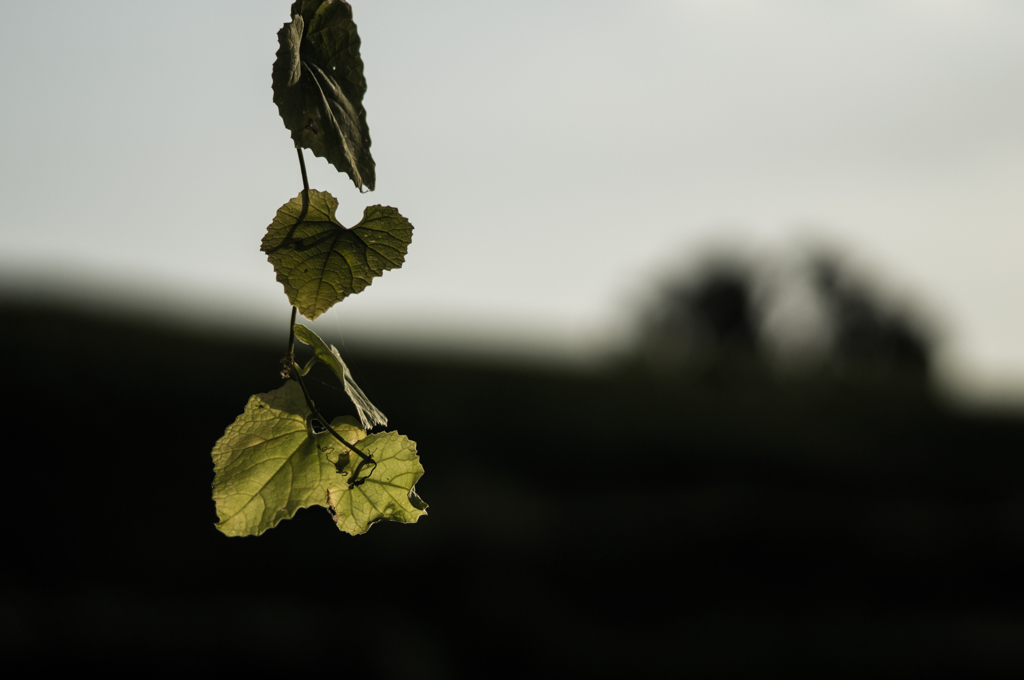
[4,246,1024,677]
[5,1,1024,676]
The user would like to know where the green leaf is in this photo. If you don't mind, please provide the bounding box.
[273,0,375,191]
[294,323,387,430]
[211,381,425,537]
[327,431,427,535]
[261,189,413,320]
[210,381,343,536]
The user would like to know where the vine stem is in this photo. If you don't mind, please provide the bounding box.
[286,305,297,357]
[291,364,372,464]
[280,306,298,379]
[296,145,310,223]
[285,146,374,485]
[280,146,308,373]
[263,147,311,255]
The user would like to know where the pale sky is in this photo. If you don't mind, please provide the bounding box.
[1,1,1023,404]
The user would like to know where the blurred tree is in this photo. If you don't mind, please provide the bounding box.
[811,255,932,375]
[639,260,762,371]
[637,248,936,378]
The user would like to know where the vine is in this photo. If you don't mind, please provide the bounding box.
[210,0,425,537]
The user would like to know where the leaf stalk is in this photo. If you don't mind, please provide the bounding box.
[281,306,298,378]
[296,144,310,222]
[291,365,373,464]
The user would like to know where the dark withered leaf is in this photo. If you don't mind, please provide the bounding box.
[272,0,375,191]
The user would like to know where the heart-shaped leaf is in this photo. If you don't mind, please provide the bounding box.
[261,189,413,320]
[272,0,375,191]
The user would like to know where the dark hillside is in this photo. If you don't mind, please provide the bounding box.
[3,301,1024,677]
